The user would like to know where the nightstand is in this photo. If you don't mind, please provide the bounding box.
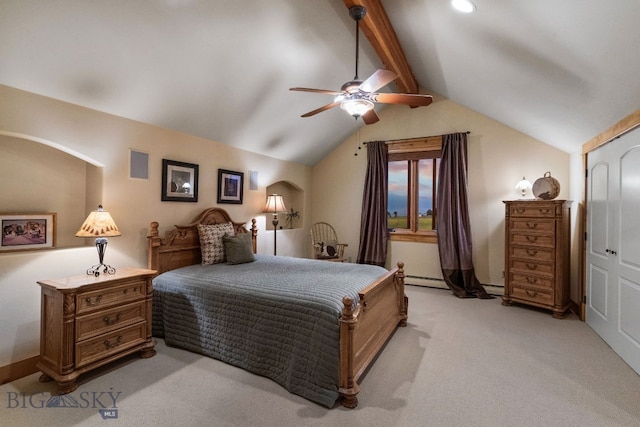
[37,268,157,394]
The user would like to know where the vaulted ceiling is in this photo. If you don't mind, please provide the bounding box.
[2,0,639,165]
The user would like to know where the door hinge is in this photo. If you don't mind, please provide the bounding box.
[585,168,588,179]
[583,295,587,304]
[584,231,588,241]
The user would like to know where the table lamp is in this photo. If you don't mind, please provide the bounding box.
[76,205,121,276]
[514,177,533,199]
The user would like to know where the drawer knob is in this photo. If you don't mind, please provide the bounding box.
[104,336,123,349]
[103,313,122,325]
[539,209,550,214]
[526,223,538,229]
[525,290,538,297]
[526,236,538,242]
[526,249,538,256]
[85,295,102,306]
[515,208,525,214]
[526,277,538,284]
[526,264,538,270]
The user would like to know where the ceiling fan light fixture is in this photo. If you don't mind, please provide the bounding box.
[340,98,374,118]
[451,0,476,13]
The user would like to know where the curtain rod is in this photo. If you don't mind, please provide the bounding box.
[362,131,470,144]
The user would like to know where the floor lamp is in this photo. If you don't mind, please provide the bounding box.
[263,194,287,255]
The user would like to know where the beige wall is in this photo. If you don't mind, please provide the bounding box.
[0,83,580,367]
[0,84,312,365]
[312,95,573,289]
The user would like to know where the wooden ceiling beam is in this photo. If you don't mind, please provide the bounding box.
[343,0,419,94]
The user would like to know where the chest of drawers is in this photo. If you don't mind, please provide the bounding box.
[503,200,571,318]
[37,268,156,394]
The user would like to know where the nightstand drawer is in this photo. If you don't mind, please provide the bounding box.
[76,279,145,314]
[76,322,146,368]
[76,301,146,341]
[510,286,553,306]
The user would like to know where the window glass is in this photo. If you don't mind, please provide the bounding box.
[388,160,409,230]
[418,159,435,231]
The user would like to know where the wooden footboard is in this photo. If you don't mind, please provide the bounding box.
[339,262,408,408]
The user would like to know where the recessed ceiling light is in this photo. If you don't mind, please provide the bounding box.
[451,0,476,13]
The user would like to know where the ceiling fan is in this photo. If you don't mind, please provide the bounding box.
[290,6,433,125]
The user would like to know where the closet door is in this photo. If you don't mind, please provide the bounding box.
[586,130,640,374]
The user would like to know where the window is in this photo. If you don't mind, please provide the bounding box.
[387,136,442,243]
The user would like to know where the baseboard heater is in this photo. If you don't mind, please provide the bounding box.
[405,275,448,289]
[405,274,505,295]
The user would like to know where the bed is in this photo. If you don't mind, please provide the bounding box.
[147,207,408,408]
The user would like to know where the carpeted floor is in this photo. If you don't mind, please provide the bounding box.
[2,285,639,426]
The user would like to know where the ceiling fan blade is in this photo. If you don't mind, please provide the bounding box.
[359,69,397,93]
[290,87,343,96]
[301,101,341,118]
[361,109,380,125]
[373,92,433,107]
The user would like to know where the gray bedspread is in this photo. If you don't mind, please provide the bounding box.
[152,255,389,407]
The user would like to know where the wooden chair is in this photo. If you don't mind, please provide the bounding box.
[310,222,348,262]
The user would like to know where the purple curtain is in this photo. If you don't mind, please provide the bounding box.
[357,141,388,266]
[436,133,492,299]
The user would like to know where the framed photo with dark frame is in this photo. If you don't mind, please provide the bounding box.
[0,213,56,252]
[162,159,199,202]
[217,169,244,204]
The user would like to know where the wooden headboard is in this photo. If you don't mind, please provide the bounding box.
[147,207,257,275]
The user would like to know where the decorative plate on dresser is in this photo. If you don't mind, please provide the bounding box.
[502,200,571,318]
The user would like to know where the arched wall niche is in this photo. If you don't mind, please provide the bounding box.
[265,180,303,230]
[0,133,103,249]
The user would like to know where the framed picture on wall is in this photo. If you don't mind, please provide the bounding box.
[0,213,56,251]
[217,169,244,204]
[162,159,199,202]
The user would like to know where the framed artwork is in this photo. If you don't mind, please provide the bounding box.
[162,159,199,202]
[1,213,56,251]
[217,169,244,204]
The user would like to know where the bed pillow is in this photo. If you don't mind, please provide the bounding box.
[324,240,338,257]
[198,222,234,265]
[315,240,339,258]
[222,232,255,265]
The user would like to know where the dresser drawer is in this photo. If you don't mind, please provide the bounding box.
[76,301,146,341]
[510,233,555,248]
[75,322,146,368]
[509,204,557,218]
[510,286,554,306]
[511,259,553,276]
[511,246,554,262]
[511,273,553,289]
[76,279,145,314]
[509,219,555,233]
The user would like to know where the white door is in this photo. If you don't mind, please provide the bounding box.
[586,130,640,374]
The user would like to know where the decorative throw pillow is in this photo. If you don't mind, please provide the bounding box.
[198,222,234,265]
[222,232,255,265]
[324,240,338,258]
